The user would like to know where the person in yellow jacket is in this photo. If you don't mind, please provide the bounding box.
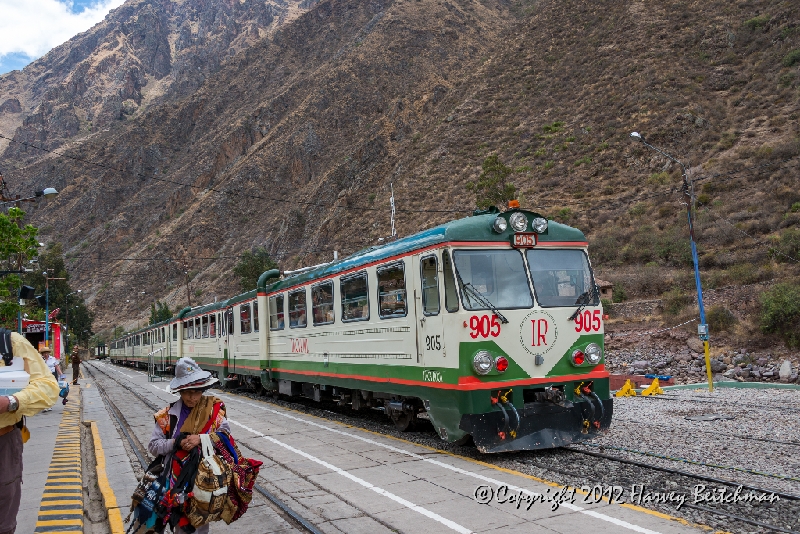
[0,330,59,534]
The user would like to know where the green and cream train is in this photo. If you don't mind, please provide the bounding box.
[110,207,612,453]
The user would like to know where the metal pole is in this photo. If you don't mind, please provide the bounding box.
[634,134,713,392]
[45,277,49,346]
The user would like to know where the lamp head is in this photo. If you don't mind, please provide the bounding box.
[629,132,643,142]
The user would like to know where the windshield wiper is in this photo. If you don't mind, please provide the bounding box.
[568,285,599,321]
[460,282,509,324]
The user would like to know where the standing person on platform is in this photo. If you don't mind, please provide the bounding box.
[70,347,80,385]
[148,357,228,534]
[0,329,59,534]
[40,347,62,412]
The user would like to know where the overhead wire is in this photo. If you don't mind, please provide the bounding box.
[0,133,471,214]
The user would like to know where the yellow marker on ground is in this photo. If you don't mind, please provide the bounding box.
[615,379,638,397]
[641,378,664,396]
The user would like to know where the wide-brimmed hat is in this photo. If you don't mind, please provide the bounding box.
[170,357,218,393]
[39,346,52,354]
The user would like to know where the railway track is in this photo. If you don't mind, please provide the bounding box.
[91,361,800,534]
[84,363,323,534]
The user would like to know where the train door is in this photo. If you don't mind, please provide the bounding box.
[413,252,446,369]
[227,307,237,374]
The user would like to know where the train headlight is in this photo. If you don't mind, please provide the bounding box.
[509,212,528,232]
[571,350,585,366]
[473,351,494,375]
[531,217,548,233]
[585,343,602,364]
[492,216,508,234]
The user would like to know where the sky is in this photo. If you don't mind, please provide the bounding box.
[0,0,126,75]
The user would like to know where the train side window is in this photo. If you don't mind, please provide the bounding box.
[442,250,459,312]
[269,295,285,330]
[202,316,209,338]
[209,314,216,337]
[288,289,307,328]
[378,262,407,319]
[341,272,369,322]
[421,256,440,316]
[227,310,233,336]
[312,282,334,326]
[173,324,177,341]
[195,318,201,339]
[253,301,260,332]
[241,304,252,335]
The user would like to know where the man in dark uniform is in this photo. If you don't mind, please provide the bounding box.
[0,329,59,534]
[70,347,81,385]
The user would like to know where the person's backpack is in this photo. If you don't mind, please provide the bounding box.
[185,434,231,528]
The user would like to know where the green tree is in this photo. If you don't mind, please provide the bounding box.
[233,247,279,291]
[760,283,800,348]
[0,207,40,328]
[149,301,172,324]
[467,154,517,210]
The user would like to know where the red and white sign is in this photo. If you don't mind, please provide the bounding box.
[290,338,309,354]
[511,233,537,248]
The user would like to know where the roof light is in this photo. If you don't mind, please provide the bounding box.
[508,199,520,209]
[509,212,527,232]
[492,216,508,233]
[531,217,548,233]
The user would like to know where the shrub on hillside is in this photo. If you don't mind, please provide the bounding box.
[743,14,770,31]
[783,49,800,67]
[760,283,800,348]
[707,306,737,332]
[662,289,692,316]
[612,282,627,303]
[769,228,800,262]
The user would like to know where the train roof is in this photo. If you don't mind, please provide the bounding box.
[263,209,586,294]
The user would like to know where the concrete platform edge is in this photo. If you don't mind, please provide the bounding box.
[88,421,126,534]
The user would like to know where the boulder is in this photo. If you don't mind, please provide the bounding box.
[631,360,650,370]
[779,360,792,381]
[709,359,727,373]
[675,354,692,363]
[687,337,704,353]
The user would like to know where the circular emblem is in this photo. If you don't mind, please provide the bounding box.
[519,310,558,355]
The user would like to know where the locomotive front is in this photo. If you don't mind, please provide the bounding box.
[427,207,612,453]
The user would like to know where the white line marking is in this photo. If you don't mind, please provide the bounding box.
[150,384,177,397]
[219,395,664,534]
[228,419,472,534]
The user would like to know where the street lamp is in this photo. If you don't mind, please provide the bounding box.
[629,132,713,391]
[64,290,81,349]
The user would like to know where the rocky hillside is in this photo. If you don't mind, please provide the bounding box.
[0,0,798,369]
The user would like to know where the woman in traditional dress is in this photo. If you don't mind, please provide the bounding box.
[148,357,229,534]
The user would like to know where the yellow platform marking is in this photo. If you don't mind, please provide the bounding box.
[89,420,125,534]
[34,386,83,533]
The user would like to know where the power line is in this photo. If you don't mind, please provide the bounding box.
[0,133,470,215]
[698,206,799,263]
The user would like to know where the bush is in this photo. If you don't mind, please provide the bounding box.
[743,14,770,30]
[707,306,737,332]
[662,289,692,316]
[612,282,627,303]
[770,228,800,262]
[601,299,613,315]
[783,49,800,67]
[760,283,800,348]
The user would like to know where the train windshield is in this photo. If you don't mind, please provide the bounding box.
[526,249,598,307]
[452,250,532,310]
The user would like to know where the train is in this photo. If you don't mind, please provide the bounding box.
[109,206,612,453]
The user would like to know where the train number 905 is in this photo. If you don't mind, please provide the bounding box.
[574,309,602,333]
[469,315,501,339]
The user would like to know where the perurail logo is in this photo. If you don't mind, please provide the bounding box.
[422,369,443,382]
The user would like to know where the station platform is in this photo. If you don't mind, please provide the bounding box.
[18,361,720,534]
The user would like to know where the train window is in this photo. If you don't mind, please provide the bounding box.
[269,295,285,330]
[253,301,260,332]
[452,250,533,310]
[209,314,216,337]
[173,324,177,341]
[312,282,334,326]
[195,318,201,339]
[442,250,459,312]
[421,256,440,316]
[184,321,191,339]
[526,249,597,308]
[241,304,252,334]
[378,263,407,319]
[202,316,209,338]
[288,289,307,328]
[341,272,369,322]
[227,310,233,336]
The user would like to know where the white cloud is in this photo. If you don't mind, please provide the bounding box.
[0,0,126,59]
